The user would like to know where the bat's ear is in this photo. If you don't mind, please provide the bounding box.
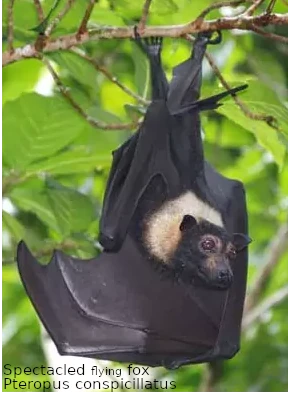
[180,215,197,232]
[233,233,252,251]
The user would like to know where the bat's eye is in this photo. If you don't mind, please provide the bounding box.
[201,238,216,252]
[228,248,237,260]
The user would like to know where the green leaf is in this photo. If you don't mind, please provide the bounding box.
[49,51,97,88]
[2,211,25,242]
[90,8,125,26]
[46,186,94,235]
[2,60,43,104]
[25,147,111,175]
[88,106,122,123]
[49,0,93,33]
[216,81,287,167]
[203,116,255,148]
[3,93,88,170]
[10,188,59,231]
[2,0,38,43]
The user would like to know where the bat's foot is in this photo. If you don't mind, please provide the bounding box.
[198,30,222,45]
[133,26,163,58]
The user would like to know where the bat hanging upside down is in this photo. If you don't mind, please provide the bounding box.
[100,31,251,290]
[17,31,251,368]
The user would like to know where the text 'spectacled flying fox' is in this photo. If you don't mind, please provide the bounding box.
[17,31,251,369]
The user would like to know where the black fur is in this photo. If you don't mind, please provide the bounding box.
[171,219,232,288]
[128,173,234,289]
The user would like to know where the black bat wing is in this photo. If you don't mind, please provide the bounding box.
[99,101,181,252]
[17,237,241,368]
[203,163,249,358]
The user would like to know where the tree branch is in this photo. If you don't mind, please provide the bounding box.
[244,222,288,314]
[242,285,288,331]
[204,51,278,128]
[244,0,266,16]
[77,0,96,36]
[184,34,278,128]
[250,25,288,43]
[197,0,247,20]
[200,362,224,392]
[3,12,288,66]
[266,0,277,14]
[138,0,153,33]
[7,0,15,54]
[42,56,140,130]
[71,47,149,105]
[33,0,44,22]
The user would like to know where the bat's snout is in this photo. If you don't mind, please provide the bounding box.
[215,269,233,289]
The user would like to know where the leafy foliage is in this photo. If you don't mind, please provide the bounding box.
[2,0,288,392]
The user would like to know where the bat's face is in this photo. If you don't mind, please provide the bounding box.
[173,215,251,290]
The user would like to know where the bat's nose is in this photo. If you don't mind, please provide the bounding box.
[217,269,233,288]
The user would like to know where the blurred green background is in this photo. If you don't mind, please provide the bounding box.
[2,0,288,391]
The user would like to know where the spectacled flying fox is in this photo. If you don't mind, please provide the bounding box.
[99,32,251,290]
[17,31,252,368]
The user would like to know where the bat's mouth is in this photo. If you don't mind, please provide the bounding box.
[194,267,233,291]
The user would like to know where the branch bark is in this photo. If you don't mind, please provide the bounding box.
[33,0,44,22]
[138,0,153,33]
[77,0,96,36]
[7,0,15,54]
[250,25,288,43]
[3,12,288,66]
[244,0,266,16]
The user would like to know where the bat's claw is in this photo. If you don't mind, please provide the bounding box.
[207,30,222,45]
[133,26,163,58]
[199,30,222,45]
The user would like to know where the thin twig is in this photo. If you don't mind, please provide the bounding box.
[266,0,277,13]
[184,34,278,128]
[42,56,140,130]
[72,47,149,105]
[77,0,96,36]
[250,25,288,42]
[242,285,288,330]
[200,362,223,392]
[204,51,278,127]
[244,222,288,314]
[33,0,46,51]
[3,12,288,66]
[7,0,15,53]
[138,0,153,33]
[244,0,266,15]
[197,0,247,20]
[33,0,44,22]
[45,0,76,37]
